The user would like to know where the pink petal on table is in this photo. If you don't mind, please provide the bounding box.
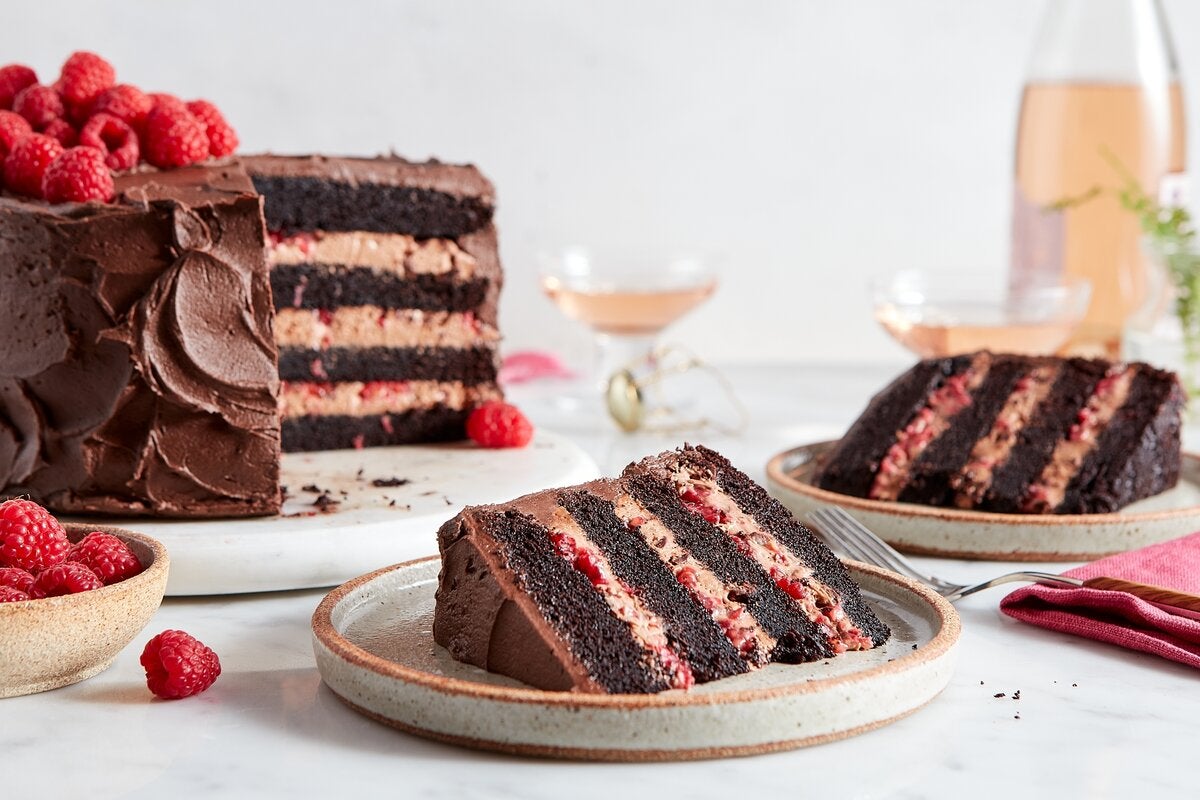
[498,351,576,385]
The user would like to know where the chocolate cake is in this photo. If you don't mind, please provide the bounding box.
[814,352,1185,514]
[0,164,281,517]
[434,445,889,693]
[241,155,503,452]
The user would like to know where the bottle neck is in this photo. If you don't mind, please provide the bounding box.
[1026,0,1180,85]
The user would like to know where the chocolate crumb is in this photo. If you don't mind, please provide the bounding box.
[993,692,1006,698]
[1012,690,1021,700]
[313,493,340,513]
[1072,683,1078,687]
[372,477,411,488]
[388,499,397,507]
[356,468,364,480]
[1013,714,1020,720]
[911,644,917,650]
[443,496,452,506]
[980,680,985,685]
[420,491,437,497]
[301,484,323,494]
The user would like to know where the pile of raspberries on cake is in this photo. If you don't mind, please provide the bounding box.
[0,51,238,204]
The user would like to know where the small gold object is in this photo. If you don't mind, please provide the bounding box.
[604,344,749,435]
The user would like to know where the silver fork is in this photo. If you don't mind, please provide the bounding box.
[805,506,1082,602]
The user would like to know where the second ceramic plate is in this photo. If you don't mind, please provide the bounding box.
[311,556,959,761]
[767,440,1200,562]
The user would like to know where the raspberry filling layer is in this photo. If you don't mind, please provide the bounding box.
[952,364,1058,509]
[870,359,990,501]
[274,307,498,351]
[608,493,775,664]
[267,229,479,278]
[673,472,875,653]
[278,380,501,418]
[547,517,695,690]
[1020,366,1136,513]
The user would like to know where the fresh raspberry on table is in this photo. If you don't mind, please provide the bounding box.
[41,117,77,147]
[0,499,70,572]
[67,531,142,585]
[185,100,238,157]
[0,586,29,603]
[80,112,139,170]
[57,51,116,107]
[29,561,104,598]
[3,133,64,197]
[0,110,33,158]
[465,402,535,448]
[0,64,38,110]
[140,630,222,700]
[0,566,35,594]
[91,84,153,130]
[142,104,209,168]
[42,146,115,203]
[12,84,64,129]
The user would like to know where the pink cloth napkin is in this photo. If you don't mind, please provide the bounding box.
[1000,531,1200,670]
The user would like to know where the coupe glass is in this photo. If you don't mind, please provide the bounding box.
[872,271,1091,358]
[540,247,718,418]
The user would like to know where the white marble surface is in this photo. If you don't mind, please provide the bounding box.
[6,363,1200,797]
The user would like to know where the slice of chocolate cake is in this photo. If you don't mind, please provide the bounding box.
[434,445,889,693]
[814,352,1184,514]
[0,164,281,517]
[241,155,503,452]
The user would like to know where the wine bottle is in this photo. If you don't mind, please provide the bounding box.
[1010,0,1186,358]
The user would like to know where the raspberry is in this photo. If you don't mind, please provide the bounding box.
[57,51,116,107]
[0,498,69,571]
[143,104,209,168]
[29,561,103,598]
[42,146,114,204]
[92,84,152,130]
[3,134,64,198]
[41,117,77,147]
[0,64,37,110]
[465,401,535,448]
[0,110,32,159]
[12,84,64,129]
[0,586,29,603]
[186,100,238,157]
[140,630,221,700]
[66,531,142,585]
[0,566,35,594]
[79,113,138,170]
[148,93,185,112]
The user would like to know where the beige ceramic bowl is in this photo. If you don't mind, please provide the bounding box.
[0,523,170,698]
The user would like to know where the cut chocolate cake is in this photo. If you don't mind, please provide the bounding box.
[815,352,1185,514]
[241,155,503,452]
[0,165,281,517]
[434,445,889,693]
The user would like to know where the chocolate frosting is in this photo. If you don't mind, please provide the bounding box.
[238,154,495,204]
[0,164,281,517]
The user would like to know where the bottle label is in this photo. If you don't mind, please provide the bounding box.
[1010,185,1065,281]
[1159,172,1189,207]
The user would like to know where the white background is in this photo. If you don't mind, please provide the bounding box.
[8,1,1200,367]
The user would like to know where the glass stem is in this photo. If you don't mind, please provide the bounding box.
[593,332,659,392]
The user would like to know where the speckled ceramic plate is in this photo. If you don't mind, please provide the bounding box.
[767,441,1200,562]
[311,556,959,761]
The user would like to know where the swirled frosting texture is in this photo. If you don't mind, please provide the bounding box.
[0,164,281,517]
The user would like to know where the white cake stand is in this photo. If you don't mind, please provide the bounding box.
[63,431,598,596]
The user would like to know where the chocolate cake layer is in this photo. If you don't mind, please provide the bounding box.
[0,164,281,517]
[243,155,495,237]
[679,446,890,647]
[1057,366,1184,514]
[558,488,749,684]
[278,346,498,384]
[622,463,836,664]
[898,357,1028,507]
[816,355,972,498]
[271,266,491,314]
[282,409,473,452]
[458,507,668,694]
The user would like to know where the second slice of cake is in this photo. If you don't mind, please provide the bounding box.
[434,445,889,693]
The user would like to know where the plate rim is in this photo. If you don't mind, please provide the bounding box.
[311,555,961,710]
[766,440,1200,527]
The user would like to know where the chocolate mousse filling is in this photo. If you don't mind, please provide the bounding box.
[951,364,1059,509]
[274,308,499,351]
[1020,366,1136,513]
[869,353,992,501]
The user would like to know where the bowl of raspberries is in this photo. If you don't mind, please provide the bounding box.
[0,498,170,698]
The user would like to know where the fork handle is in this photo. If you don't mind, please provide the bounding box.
[1083,576,1200,617]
